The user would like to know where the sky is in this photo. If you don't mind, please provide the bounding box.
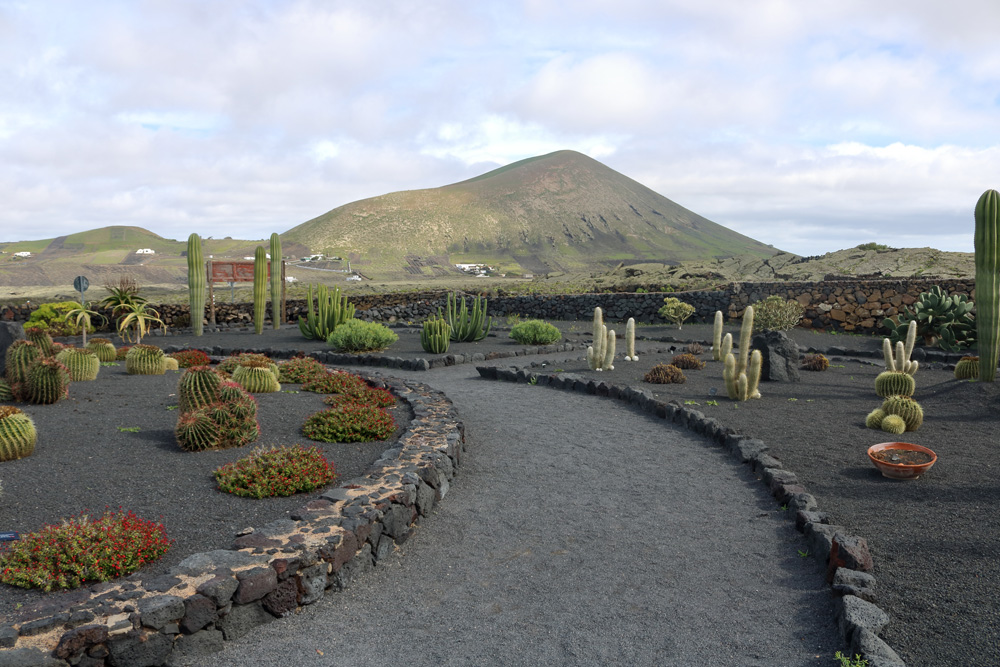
[2,1,999,257]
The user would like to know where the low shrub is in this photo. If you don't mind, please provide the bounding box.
[278,357,327,384]
[302,370,369,395]
[0,509,171,591]
[213,445,337,498]
[302,403,396,443]
[801,354,830,371]
[670,353,705,370]
[509,320,562,345]
[684,342,704,355]
[749,296,804,331]
[115,345,131,361]
[326,320,398,352]
[25,302,94,337]
[644,364,686,384]
[323,385,395,408]
[169,349,212,368]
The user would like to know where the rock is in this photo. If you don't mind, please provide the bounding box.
[0,322,25,376]
[751,330,801,382]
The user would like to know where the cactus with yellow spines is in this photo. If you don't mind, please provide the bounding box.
[86,338,116,362]
[55,347,100,381]
[126,344,165,375]
[0,406,36,461]
[269,233,282,329]
[874,371,915,398]
[954,356,979,380]
[5,340,42,385]
[25,357,70,404]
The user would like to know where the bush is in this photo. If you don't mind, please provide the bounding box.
[217,353,274,376]
[169,349,211,368]
[0,509,171,591]
[749,296,804,331]
[278,357,327,384]
[323,385,395,408]
[801,354,829,371]
[643,364,686,384]
[302,370,370,395]
[670,353,705,370]
[509,320,562,345]
[684,342,704,355]
[326,320,398,352]
[213,445,337,498]
[302,403,397,442]
[25,301,94,337]
[658,297,696,329]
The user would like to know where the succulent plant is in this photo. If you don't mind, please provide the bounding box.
[712,311,724,361]
[0,406,36,461]
[724,349,762,401]
[86,338,117,362]
[880,395,924,431]
[883,285,976,352]
[883,320,919,376]
[187,233,205,336]
[875,371,916,398]
[55,348,100,381]
[623,318,638,361]
[643,363,686,384]
[865,408,885,430]
[658,297,695,329]
[125,344,165,375]
[420,315,451,354]
[975,189,1000,381]
[25,357,70,404]
[800,354,830,371]
[670,353,705,370]
[5,340,42,385]
[880,414,907,435]
[445,292,492,342]
[277,356,327,384]
[954,356,979,380]
[161,357,179,372]
[175,381,258,451]
[298,284,355,340]
[175,410,221,452]
[24,327,55,357]
[178,366,223,413]
[236,365,280,393]
[253,245,267,335]
[0,379,14,402]
[270,233,282,329]
[685,342,704,356]
[587,308,615,371]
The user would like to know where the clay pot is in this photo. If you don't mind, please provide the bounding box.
[868,442,937,480]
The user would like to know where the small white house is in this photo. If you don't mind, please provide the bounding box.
[13,251,31,258]
[346,274,362,281]
[135,248,155,255]
[285,276,298,283]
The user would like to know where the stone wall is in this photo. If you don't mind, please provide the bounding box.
[0,278,977,335]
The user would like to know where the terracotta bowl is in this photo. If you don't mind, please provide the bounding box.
[868,442,937,480]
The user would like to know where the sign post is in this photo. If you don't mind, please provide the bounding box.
[73,275,89,305]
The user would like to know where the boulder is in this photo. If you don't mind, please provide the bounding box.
[0,322,26,376]
[751,330,801,382]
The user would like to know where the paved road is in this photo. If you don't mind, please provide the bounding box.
[207,362,842,667]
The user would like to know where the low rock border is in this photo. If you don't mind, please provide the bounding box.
[478,364,907,667]
[0,374,464,667]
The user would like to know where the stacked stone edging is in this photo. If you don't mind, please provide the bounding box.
[477,364,906,667]
[0,277,977,336]
[0,375,464,667]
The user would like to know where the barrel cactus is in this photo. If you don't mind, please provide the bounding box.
[5,340,42,385]
[236,365,280,393]
[25,357,70,404]
[176,381,259,451]
[178,366,223,413]
[175,410,221,452]
[0,380,14,402]
[874,371,915,398]
[880,395,924,431]
[954,356,979,380]
[865,408,885,430]
[0,406,36,461]
[55,348,100,381]
[86,338,117,362]
[162,357,179,372]
[126,344,166,375]
[880,414,907,435]
[24,327,55,357]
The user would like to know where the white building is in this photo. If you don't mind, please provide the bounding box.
[135,248,155,254]
[13,251,31,258]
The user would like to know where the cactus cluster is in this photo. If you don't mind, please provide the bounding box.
[420,315,451,354]
[253,246,267,335]
[623,318,638,361]
[176,377,259,452]
[445,292,492,342]
[86,338,117,362]
[55,348,100,381]
[270,233,282,329]
[0,406,36,462]
[723,306,761,401]
[883,320,919,375]
[586,307,615,371]
[298,284,355,340]
[178,366,224,412]
[883,285,975,352]
[975,189,1000,382]
[125,344,166,375]
[800,354,829,371]
[881,395,924,431]
[187,233,205,336]
[670,353,705,370]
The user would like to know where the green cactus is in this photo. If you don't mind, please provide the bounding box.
[178,366,223,413]
[176,381,258,451]
[421,315,451,354]
[86,338,117,362]
[175,410,221,452]
[5,340,42,385]
[298,284,356,340]
[723,349,762,401]
[975,189,1000,381]
[237,366,281,393]
[55,348,100,381]
[712,311,724,361]
[252,246,267,335]
[125,344,166,375]
[270,233,282,329]
[880,414,907,435]
[623,318,637,361]
[736,306,755,376]
[162,357,179,372]
[874,371,915,398]
[187,233,205,336]
[445,292,492,342]
[0,406,36,461]
[865,408,885,430]
[586,308,615,371]
[0,380,13,402]
[881,395,924,431]
[883,320,918,376]
[25,357,70,404]
[24,328,55,357]
[884,285,975,352]
[954,356,979,380]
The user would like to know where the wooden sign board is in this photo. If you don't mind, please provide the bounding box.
[209,261,268,283]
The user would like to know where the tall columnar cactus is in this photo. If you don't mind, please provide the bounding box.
[126,344,165,375]
[712,311,724,361]
[587,308,616,370]
[975,188,1000,381]
[55,348,100,381]
[5,340,41,385]
[178,366,223,413]
[883,319,918,375]
[269,233,282,329]
[25,357,70,404]
[421,315,451,354]
[187,233,205,336]
[298,284,356,340]
[86,338,117,362]
[253,246,267,335]
[623,318,637,361]
[445,292,492,342]
[723,349,762,401]
[736,306,755,375]
[0,406,36,461]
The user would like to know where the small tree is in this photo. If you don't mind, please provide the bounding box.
[658,297,696,329]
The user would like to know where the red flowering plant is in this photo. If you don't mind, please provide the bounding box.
[168,349,212,368]
[277,356,327,384]
[304,370,396,407]
[214,444,337,498]
[302,402,396,443]
[0,508,172,591]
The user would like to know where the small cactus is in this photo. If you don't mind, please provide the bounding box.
[881,414,907,435]
[162,357,179,372]
[881,395,924,431]
[0,406,36,461]
[126,344,166,375]
[954,356,979,380]
[175,410,221,452]
[176,381,259,451]
[178,366,223,413]
[55,348,100,381]
[865,408,885,429]
[25,357,70,404]
[420,316,451,354]
[86,338,117,362]
[712,310,724,361]
[643,364,686,384]
[24,328,55,357]
[875,371,916,398]
[883,320,918,375]
[236,366,281,393]
[670,353,705,370]
[5,340,42,385]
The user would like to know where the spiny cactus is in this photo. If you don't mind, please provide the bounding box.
[269,233,282,329]
[670,353,705,370]
[643,364,686,384]
[178,366,223,413]
[5,340,42,385]
[875,371,915,398]
[975,188,1000,381]
[25,357,70,404]
[880,395,924,431]
[126,344,165,375]
[0,379,13,402]
[712,311,724,361]
[176,381,259,452]
[735,306,755,376]
[175,410,221,452]
[24,328,55,357]
[445,292,492,342]
[55,348,100,381]
[623,318,638,361]
[586,308,615,371]
[881,414,907,435]
[86,338,117,362]
[162,357,179,372]
[724,349,762,401]
[954,356,979,380]
[800,354,830,371]
[720,332,733,361]
[420,315,451,354]
[0,406,36,461]
[298,284,355,340]
[883,319,918,375]
[865,408,885,430]
[236,366,281,393]
[253,245,267,335]
[187,233,205,336]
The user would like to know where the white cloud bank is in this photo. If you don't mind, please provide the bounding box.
[0,0,998,256]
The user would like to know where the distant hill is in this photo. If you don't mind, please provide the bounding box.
[282,150,782,277]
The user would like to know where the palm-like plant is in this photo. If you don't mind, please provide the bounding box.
[117,302,166,344]
[100,276,147,325]
[64,302,107,347]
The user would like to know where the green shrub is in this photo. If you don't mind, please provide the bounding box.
[26,302,93,337]
[302,403,396,442]
[213,445,337,498]
[509,320,562,345]
[670,353,705,370]
[643,364,686,384]
[326,319,398,352]
[658,297,696,329]
[750,296,804,331]
[278,357,327,384]
[856,242,891,252]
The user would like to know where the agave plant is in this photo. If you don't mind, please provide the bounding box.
[116,302,167,344]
